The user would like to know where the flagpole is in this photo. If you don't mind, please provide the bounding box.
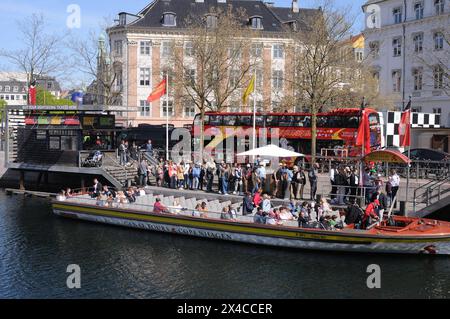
[405,96,412,217]
[359,97,366,206]
[252,72,257,167]
[165,73,169,161]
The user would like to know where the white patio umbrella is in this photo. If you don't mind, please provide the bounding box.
[237,144,305,158]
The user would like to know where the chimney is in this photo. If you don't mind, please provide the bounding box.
[292,0,299,13]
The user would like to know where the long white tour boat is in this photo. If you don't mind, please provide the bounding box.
[52,192,450,255]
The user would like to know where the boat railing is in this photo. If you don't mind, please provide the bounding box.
[56,190,276,226]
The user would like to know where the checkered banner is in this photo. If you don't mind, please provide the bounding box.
[383,111,441,147]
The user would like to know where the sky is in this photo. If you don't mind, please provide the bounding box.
[0,0,366,89]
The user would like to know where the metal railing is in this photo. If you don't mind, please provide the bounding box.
[413,176,450,213]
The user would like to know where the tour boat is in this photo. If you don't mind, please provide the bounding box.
[52,193,450,255]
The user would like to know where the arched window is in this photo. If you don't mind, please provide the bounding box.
[250,16,263,29]
[206,15,218,29]
[162,12,176,26]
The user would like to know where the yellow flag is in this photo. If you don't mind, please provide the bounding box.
[242,74,255,105]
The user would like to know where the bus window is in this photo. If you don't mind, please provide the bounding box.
[223,115,237,126]
[266,115,278,126]
[317,116,328,127]
[368,113,379,126]
[347,116,359,128]
[255,115,265,127]
[238,116,252,126]
[279,115,294,126]
[302,116,311,127]
[194,114,201,126]
[293,116,305,127]
[209,115,223,126]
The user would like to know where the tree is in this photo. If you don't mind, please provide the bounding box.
[171,7,258,161]
[67,30,122,105]
[288,0,359,163]
[36,87,74,106]
[0,14,66,87]
[0,100,6,123]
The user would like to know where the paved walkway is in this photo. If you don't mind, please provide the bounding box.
[0,151,5,179]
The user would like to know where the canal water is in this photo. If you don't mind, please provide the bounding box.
[0,191,449,299]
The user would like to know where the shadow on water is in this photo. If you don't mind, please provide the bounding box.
[0,191,449,299]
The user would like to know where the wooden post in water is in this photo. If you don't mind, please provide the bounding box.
[19,171,25,190]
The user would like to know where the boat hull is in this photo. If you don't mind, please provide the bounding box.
[53,203,450,255]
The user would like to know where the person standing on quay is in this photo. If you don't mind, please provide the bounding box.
[389,169,400,208]
[309,163,319,201]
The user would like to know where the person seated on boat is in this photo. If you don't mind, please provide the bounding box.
[170,199,183,215]
[253,189,263,209]
[261,194,272,214]
[221,206,235,221]
[153,198,169,214]
[288,200,300,219]
[102,185,116,199]
[106,193,115,207]
[344,203,363,227]
[199,202,208,218]
[192,204,202,218]
[298,210,310,228]
[116,191,128,206]
[96,194,108,207]
[57,190,67,201]
[137,187,146,197]
[125,188,136,203]
[371,187,388,221]
[65,188,74,198]
[253,207,266,224]
[266,210,283,226]
[308,201,318,221]
[242,192,255,216]
[228,205,238,220]
[362,199,380,229]
[91,178,103,198]
[278,207,294,221]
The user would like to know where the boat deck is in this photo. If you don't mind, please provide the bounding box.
[63,192,300,228]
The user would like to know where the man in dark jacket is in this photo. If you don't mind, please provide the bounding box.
[242,192,255,216]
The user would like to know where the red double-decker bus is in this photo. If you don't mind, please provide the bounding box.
[192,108,383,162]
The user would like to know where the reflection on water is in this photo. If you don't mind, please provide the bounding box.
[0,191,449,299]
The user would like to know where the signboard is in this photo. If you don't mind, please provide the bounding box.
[364,150,410,164]
[81,115,115,129]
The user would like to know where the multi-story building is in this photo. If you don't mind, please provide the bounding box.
[0,72,62,106]
[108,0,320,127]
[362,0,450,127]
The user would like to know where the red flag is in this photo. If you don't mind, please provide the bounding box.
[147,79,167,103]
[399,102,411,147]
[28,80,36,105]
[356,109,371,155]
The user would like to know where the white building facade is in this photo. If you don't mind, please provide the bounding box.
[363,0,450,127]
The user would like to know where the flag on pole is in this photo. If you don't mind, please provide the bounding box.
[399,99,412,147]
[356,109,371,155]
[147,79,167,103]
[28,79,37,106]
[242,74,255,105]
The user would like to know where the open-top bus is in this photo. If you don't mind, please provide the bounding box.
[192,108,384,163]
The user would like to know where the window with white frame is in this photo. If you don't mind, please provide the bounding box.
[414,2,424,20]
[251,43,263,58]
[185,68,196,86]
[228,43,242,59]
[161,99,174,117]
[393,37,402,57]
[392,70,401,92]
[413,33,423,53]
[229,69,240,88]
[139,100,151,117]
[161,42,172,58]
[250,16,263,29]
[393,7,402,24]
[435,0,444,15]
[369,41,379,58]
[162,13,176,26]
[140,41,151,55]
[5,86,10,92]
[433,108,442,114]
[206,15,218,29]
[13,86,18,92]
[139,68,151,86]
[273,44,284,59]
[114,40,123,57]
[185,41,194,57]
[413,68,423,91]
[272,70,283,90]
[434,65,444,89]
[183,101,196,118]
[434,32,444,50]
[255,68,263,90]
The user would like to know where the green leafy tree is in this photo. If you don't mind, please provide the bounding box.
[36,87,74,106]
